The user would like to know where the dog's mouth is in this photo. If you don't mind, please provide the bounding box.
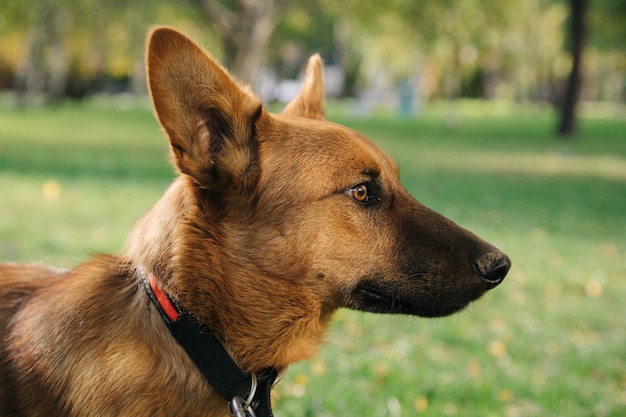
[349,281,472,318]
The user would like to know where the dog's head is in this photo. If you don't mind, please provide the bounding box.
[131,27,510,368]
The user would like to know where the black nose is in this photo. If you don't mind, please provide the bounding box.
[474,251,511,287]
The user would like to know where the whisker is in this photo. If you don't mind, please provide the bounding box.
[406,271,427,280]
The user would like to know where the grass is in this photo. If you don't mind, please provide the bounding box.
[1,98,625,416]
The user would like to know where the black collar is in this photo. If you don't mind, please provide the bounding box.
[141,272,279,417]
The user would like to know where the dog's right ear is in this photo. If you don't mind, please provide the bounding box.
[282,54,326,120]
[147,27,262,192]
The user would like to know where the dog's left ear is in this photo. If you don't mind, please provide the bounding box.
[282,54,326,120]
[147,26,262,193]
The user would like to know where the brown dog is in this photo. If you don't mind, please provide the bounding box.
[0,27,510,417]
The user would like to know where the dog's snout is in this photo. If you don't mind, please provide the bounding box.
[474,250,511,287]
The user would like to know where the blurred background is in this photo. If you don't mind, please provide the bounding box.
[0,0,624,132]
[1,1,625,416]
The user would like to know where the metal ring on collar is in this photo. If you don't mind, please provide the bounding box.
[228,373,258,417]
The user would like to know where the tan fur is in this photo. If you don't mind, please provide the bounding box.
[0,27,509,416]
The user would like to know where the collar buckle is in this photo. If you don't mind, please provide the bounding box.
[228,373,258,417]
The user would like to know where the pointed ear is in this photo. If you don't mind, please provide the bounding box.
[281,54,326,120]
[147,26,262,192]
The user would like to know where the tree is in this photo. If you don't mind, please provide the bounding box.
[194,0,289,88]
[8,0,155,104]
[12,0,73,106]
[590,0,626,51]
[558,0,589,137]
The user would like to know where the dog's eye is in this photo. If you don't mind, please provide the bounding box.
[349,184,370,203]
[346,181,382,206]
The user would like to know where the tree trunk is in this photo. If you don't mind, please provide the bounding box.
[13,1,70,106]
[47,10,71,105]
[197,0,285,90]
[14,22,50,107]
[558,0,588,137]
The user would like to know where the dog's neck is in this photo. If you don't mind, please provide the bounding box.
[125,177,334,371]
[140,269,279,417]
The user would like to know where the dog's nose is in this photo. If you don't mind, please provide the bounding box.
[474,250,511,287]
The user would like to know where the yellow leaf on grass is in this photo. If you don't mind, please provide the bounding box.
[488,340,507,358]
[584,279,602,298]
[498,389,514,402]
[414,395,428,412]
[42,179,61,201]
[467,360,481,378]
[311,360,326,375]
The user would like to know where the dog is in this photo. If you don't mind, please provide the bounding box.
[0,27,510,417]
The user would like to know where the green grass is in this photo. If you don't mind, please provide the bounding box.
[1,98,625,416]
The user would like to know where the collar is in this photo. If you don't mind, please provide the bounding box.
[141,272,279,417]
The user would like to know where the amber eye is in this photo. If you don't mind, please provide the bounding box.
[350,184,369,202]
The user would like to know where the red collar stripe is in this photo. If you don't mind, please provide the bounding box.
[148,274,179,322]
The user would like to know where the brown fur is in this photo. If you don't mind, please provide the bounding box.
[0,27,510,416]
